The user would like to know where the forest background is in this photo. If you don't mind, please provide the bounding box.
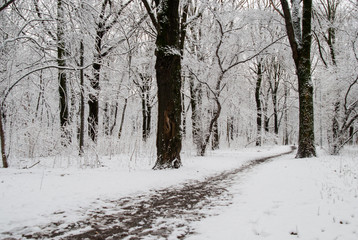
[0,0,357,169]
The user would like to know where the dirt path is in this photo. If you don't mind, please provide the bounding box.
[21,147,295,240]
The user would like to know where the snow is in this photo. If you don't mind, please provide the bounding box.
[0,146,289,237]
[187,148,358,240]
[1,146,358,239]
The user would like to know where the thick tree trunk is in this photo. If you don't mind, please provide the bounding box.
[295,0,316,158]
[0,108,8,168]
[153,0,182,169]
[296,63,316,157]
[57,0,69,145]
[280,0,316,158]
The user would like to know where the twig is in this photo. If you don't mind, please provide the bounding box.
[23,161,40,169]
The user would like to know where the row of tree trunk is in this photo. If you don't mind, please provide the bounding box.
[2,0,341,168]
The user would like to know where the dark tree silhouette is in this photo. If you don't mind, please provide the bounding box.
[142,0,187,169]
[280,0,316,158]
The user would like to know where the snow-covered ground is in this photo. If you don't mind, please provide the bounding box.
[188,148,358,240]
[0,146,290,238]
[1,145,357,239]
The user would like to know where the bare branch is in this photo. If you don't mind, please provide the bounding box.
[336,129,358,153]
[280,0,300,67]
[33,0,56,41]
[104,0,135,33]
[187,68,218,100]
[313,31,328,67]
[270,0,284,17]
[2,64,92,106]
[344,75,358,112]
[179,1,189,54]
[141,0,159,31]
[1,35,44,49]
[0,0,16,12]
[224,35,286,73]
[215,19,225,73]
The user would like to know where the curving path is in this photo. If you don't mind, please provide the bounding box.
[21,147,295,240]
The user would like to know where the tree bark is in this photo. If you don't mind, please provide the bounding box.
[271,83,279,135]
[88,43,101,142]
[0,0,16,12]
[255,61,263,146]
[283,83,289,145]
[141,91,151,141]
[118,98,128,139]
[226,116,234,144]
[200,100,221,156]
[103,102,110,136]
[189,75,203,155]
[79,40,85,155]
[152,0,182,169]
[0,107,8,168]
[138,75,152,142]
[88,0,115,142]
[211,119,219,150]
[57,0,70,145]
[296,0,316,158]
[280,0,316,158]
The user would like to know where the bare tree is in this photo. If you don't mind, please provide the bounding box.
[279,0,316,157]
[314,0,358,154]
[57,0,70,145]
[141,0,190,169]
[88,0,134,142]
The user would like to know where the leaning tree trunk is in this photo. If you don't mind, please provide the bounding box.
[118,98,128,139]
[153,0,182,169]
